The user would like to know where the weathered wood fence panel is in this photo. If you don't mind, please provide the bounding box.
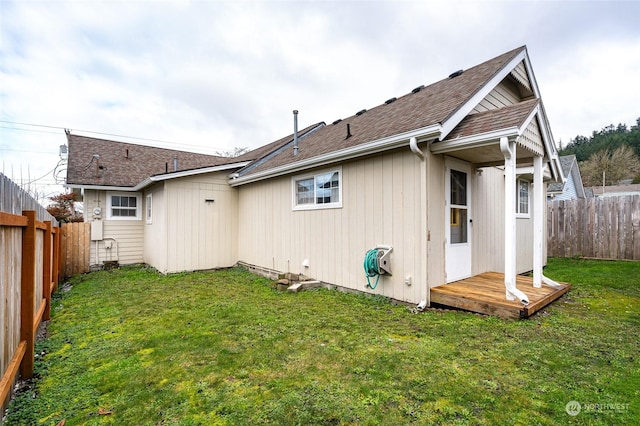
[547,195,640,260]
[61,222,91,277]
[1,173,62,416]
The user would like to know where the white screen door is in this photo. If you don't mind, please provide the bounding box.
[445,160,472,282]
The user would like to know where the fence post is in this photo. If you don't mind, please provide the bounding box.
[20,210,36,379]
[43,221,52,321]
[52,227,60,291]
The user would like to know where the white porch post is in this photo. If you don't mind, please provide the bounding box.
[500,137,529,304]
[533,155,544,288]
[501,137,517,300]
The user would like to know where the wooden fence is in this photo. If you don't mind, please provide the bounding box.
[547,195,640,260]
[61,222,91,277]
[1,174,62,415]
[0,211,62,412]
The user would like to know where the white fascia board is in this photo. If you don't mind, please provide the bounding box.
[430,127,518,154]
[64,183,139,192]
[65,162,251,193]
[522,53,541,99]
[533,104,563,182]
[148,162,251,183]
[439,49,527,140]
[229,125,441,186]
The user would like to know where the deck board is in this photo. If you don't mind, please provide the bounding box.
[430,273,570,319]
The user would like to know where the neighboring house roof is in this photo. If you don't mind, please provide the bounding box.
[548,155,586,199]
[590,183,640,197]
[66,134,230,188]
[234,46,530,180]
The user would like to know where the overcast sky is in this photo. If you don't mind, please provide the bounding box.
[1,0,639,200]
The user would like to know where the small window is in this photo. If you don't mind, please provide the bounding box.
[516,179,530,217]
[107,192,141,220]
[292,167,342,210]
[146,194,152,224]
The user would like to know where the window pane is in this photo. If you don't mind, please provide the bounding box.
[450,207,468,243]
[121,197,129,207]
[316,172,339,204]
[129,197,137,208]
[112,196,121,207]
[450,170,467,206]
[518,181,529,214]
[296,178,314,205]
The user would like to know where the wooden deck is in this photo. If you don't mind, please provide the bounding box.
[430,272,571,319]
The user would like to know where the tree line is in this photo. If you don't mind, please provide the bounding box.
[559,117,640,186]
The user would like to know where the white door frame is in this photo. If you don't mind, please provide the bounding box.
[445,158,472,283]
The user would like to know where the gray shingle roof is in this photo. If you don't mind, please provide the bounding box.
[443,98,539,140]
[66,135,229,187]
[240,46,527,177]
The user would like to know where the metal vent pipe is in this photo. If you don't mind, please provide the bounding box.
[293,110,299,156]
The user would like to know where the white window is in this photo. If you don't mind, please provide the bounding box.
[146,194,152,224]
[516,179,530,217]
[107,192,141,220]
[292,167,342,210]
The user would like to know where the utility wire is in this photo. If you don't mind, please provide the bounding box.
[0,125,63,135]
[0,119,224,152]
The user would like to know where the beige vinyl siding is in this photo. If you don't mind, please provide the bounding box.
[164,173,238,273]
[84,190,145,266]
[471,79,521,114]
[426,153,446,288]
[471,166,536,275]
[238,149,425,304]
[143,183,167,272]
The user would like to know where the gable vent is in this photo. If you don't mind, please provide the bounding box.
[412,85,425,94]
[356,109,367,116]
[449,69,464,79]
[385,97,397,105]
[332,118,342,125]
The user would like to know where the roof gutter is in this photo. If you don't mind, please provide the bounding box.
[431,127,519,154]
[66,161,251,192]
[229,124,442,186]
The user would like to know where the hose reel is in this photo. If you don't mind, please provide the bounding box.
[363,245,393,289]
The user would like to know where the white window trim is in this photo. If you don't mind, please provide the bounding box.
[516,178,530,218]
[291,166,343,211]
[146,193,152,224]
[106,192,142,220]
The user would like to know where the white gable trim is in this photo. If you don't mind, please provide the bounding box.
[439,49,527,140]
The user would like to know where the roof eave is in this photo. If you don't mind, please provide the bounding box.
[66,161,251,192]
[230,125,442,186]
[430,127,519,155]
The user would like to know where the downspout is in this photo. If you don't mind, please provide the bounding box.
[410,137,429,309]
[500,137,530,305]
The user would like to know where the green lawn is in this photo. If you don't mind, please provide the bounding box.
[4,258,639,425]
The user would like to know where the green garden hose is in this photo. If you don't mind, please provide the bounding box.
[363,249,381,289]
